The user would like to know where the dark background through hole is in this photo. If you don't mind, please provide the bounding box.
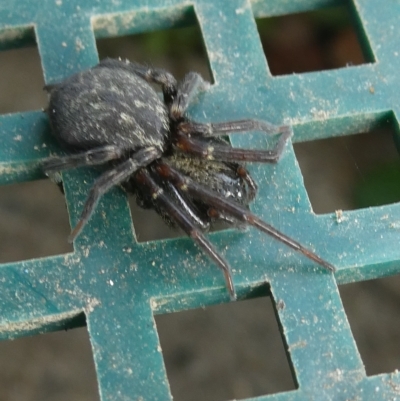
[155,297,296,401]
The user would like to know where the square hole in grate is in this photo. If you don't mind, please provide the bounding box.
[255,5,373,75]
[96,14,217,242]
[96,15,212,83]
[0,326,99,401]
[0,179,72,263]
[293,118,400,214]
[155,297,296,401]
[0,27,47,114]
[339,275,400,375]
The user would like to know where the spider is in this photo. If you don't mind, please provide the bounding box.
[42,58,335,300]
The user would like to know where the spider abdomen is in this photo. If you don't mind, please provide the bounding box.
[47,64,169,153]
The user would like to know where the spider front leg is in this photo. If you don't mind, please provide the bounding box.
[170,72,209,120]
[99,59,210,120]
[175,127,291,163]
[156,161,336,273]
[181,119,291,137]
[134,168,236,300]
[177,120,292,163]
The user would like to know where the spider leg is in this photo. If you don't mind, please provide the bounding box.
[44,83,61,93]
[69,146,161,242]
[170,72,209,121]
[97,58,178,106]
[156,161,336,273]
[165,181,210,231]
[134,169,236,300]
[177,120,291,162]
[175,127,291,163]
[42,145,124,175]
[180,119,290,138]
[228,163,258,202]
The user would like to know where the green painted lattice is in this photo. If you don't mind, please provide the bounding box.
[1,0,400,400]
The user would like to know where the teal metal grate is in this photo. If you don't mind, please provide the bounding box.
[1,0,400,399]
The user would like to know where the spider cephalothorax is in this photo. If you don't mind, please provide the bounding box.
[43,58,335,300]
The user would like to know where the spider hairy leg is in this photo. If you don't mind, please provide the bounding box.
[175,120,292,164]
[42,145,124,174]
[156,162,336,273]
[165,181,210,231]
[134,169,236,300]
[69,146,161,242]
[175,131,288,163]
[180,119,291,138]
[170,72,209,121]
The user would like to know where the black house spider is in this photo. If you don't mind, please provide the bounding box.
[43,58,335,300]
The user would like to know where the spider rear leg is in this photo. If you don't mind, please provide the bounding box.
[165,181,210,231]
[69,146,161,242]
[156,161,336,273]
[134,168,236,300]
